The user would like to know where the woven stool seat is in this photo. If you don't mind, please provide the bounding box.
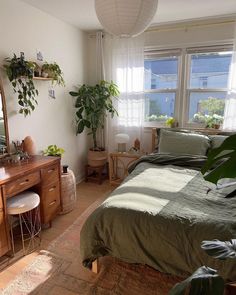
[7,191,40,215]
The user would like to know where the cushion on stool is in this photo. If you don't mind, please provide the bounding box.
[7,191,40,215]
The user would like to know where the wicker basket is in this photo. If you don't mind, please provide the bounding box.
[60,169,76,214]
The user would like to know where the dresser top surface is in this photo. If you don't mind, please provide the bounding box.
[0,155,60,185]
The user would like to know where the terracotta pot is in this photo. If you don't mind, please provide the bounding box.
[23,136,36,155]
[212,124,220,129]
[88,150,107,167]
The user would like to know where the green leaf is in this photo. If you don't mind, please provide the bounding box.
[201,239,236,260]
[69,91,78,97]
[77,120,85,134]
[83,119,91,128]
[169,266,224,295]
[201,134,236,184]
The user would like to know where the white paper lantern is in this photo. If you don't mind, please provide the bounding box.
[95,0,158,37]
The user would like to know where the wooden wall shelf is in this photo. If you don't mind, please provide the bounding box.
[20,76,52,81]
[33,77,52,81]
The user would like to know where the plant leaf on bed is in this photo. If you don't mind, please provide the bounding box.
[169,266,225,295]
[201,239,236,260]
[201,134,236,184]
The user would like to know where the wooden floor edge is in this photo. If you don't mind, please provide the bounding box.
[92,259,99,273]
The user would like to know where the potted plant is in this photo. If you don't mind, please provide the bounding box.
[170,134,236,295]
[41,62,65,86]
[166,117,177,128]
[43,145,65,157]
[206,114,224,129]
[4,53,39,116]
[69,80,119,167]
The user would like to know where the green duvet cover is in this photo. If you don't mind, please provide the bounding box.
[80,154,236,281]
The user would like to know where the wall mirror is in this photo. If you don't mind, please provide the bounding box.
[0,76,10,156]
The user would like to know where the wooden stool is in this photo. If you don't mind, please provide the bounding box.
[85,164,107,185]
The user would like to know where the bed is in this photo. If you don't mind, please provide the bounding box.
[80,128,236,281]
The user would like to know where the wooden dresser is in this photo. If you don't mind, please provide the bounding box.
[0,155,61,257]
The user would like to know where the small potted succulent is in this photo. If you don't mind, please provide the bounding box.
[41,62,65,86]
[166,117,177,128]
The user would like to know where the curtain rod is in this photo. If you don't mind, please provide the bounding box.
[88,18,236,38]
[146,19,236,33]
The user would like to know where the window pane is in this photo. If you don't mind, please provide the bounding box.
[189,92,226,126]
[189,52,232,89]
[145,92,175,122]
[144,57,178,90]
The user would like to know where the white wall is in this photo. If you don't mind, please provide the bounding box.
[0,0,88,181]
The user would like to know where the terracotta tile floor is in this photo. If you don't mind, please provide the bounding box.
[0,180,115,289]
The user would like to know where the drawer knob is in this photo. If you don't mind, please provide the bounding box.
[19,179,29,186]
[48,169,55,173]
[49,200,56,206]
[49,186,56,192]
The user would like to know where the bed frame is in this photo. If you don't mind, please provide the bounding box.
[92,127,231,274]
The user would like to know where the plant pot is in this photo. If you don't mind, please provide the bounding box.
[41,71,49,78]
[88,150,107,167]
[212,124,220,129]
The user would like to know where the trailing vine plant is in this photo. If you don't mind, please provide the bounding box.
[41,62,65,86]
[4,53,39,116]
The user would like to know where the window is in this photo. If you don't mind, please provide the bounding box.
[144,50,180,123]
[186,47,232,126]
[144,45,232,127]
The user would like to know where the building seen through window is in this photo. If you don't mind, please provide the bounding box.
[144,47,232,126]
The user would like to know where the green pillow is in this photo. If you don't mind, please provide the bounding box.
[209,135,228,149]
[158,129,210,156]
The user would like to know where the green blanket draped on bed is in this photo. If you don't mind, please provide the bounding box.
[80,154,236,281]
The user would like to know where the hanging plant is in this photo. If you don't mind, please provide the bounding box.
[41,62,65,86]
[4,53,39,116]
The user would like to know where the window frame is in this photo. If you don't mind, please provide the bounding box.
[143,49,182,127]
[183,45,233,127]
[144,44,233,128]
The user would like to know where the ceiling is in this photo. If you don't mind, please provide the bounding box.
[21,0,236,31]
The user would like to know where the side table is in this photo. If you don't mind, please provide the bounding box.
[109,152,144,185]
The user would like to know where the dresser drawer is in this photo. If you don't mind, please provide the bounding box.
[41,164,59,186]
[40,181,60,224]
[5,171,40,197]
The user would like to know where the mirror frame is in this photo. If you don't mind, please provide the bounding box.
[0,76,10,155]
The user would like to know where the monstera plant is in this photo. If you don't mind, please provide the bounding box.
[201,134,236,184]
[169,240,236,295]
[170,134,236,295]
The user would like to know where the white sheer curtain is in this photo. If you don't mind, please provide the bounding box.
[104,35,145,152]
[95,31,105,148]
[223,27,236,130]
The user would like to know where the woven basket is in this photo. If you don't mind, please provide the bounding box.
[60,169,76,214]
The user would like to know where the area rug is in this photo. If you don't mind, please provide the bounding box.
[1,196,182,295]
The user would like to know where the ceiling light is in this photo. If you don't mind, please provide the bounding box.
[95,0,158,38]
